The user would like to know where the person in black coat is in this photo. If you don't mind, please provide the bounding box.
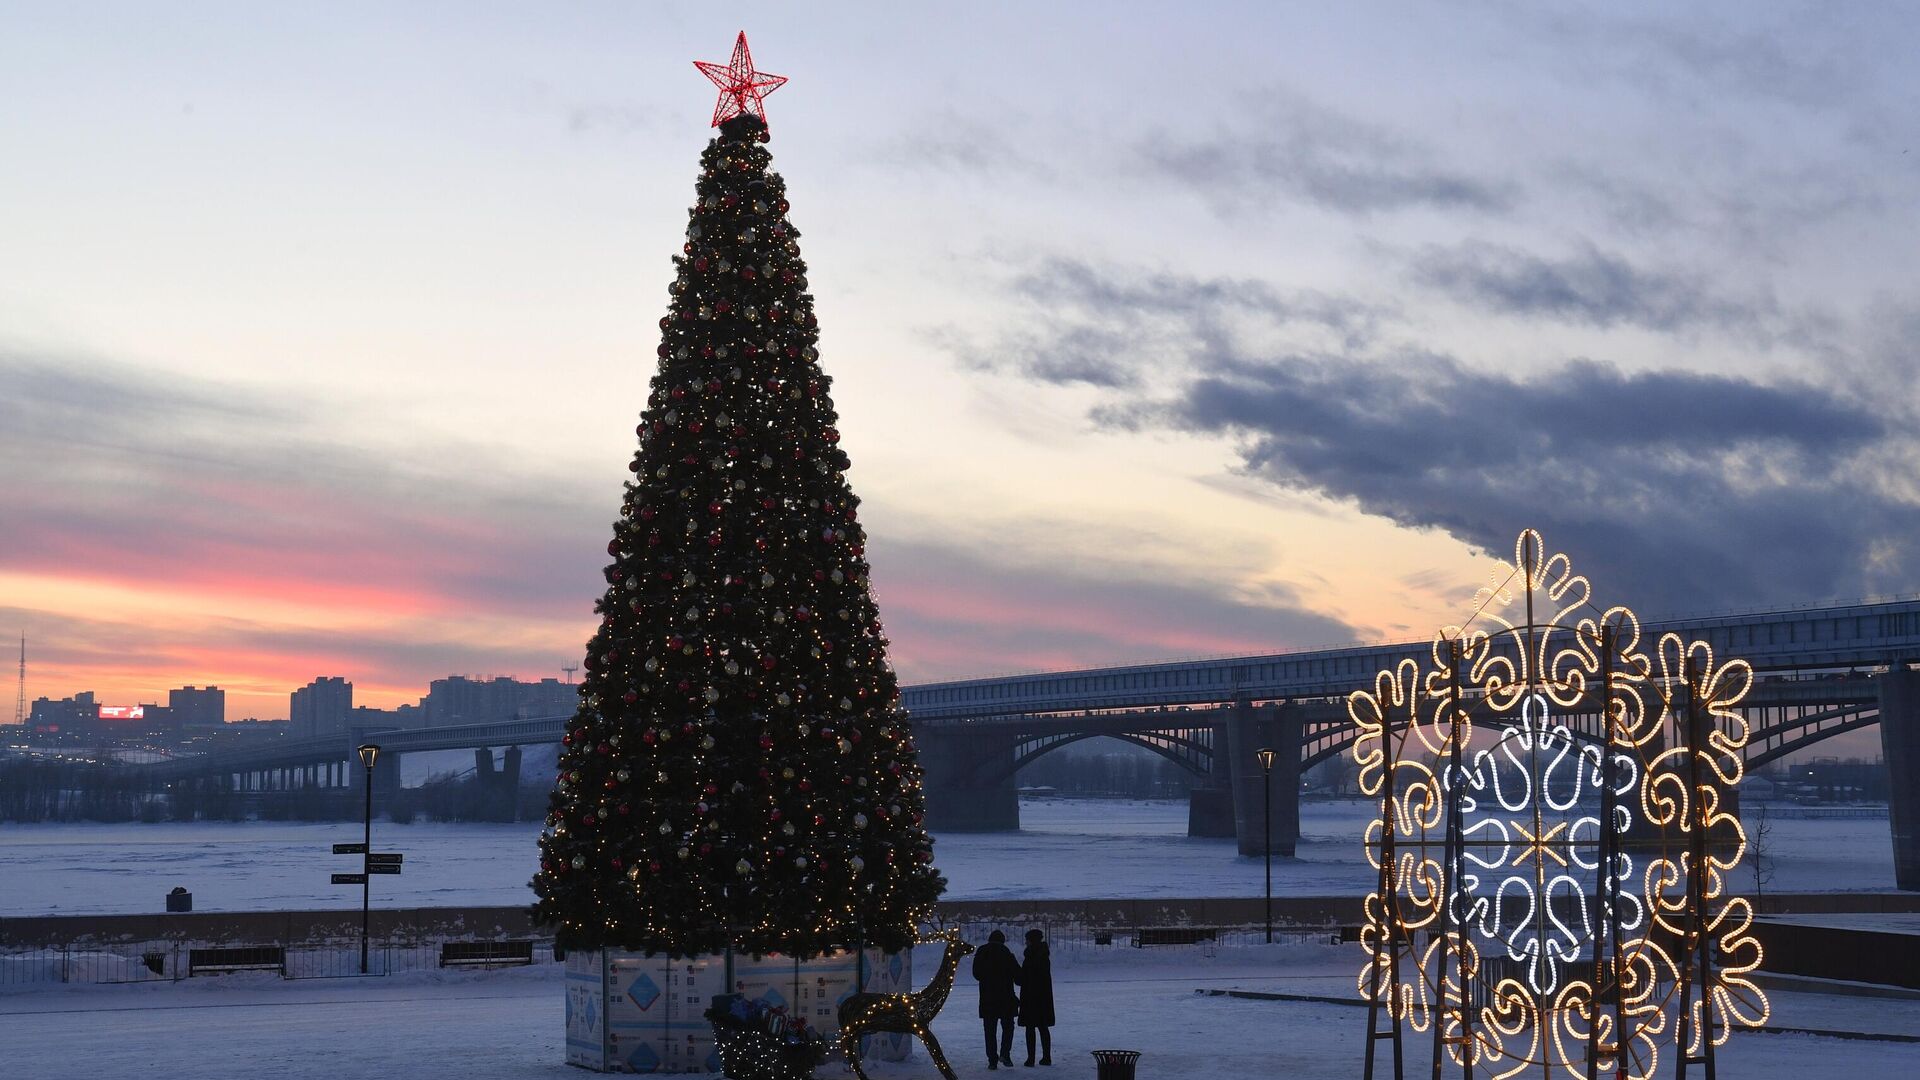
[1017,928,1055,1066]
[972,929,1021,1069]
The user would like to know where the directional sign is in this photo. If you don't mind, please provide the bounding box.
[333,843,367,855]
[367,853,403,866]
[332,873,367,885]
[368,865,403,875]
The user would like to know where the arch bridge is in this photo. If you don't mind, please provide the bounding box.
[906,597,1920,889]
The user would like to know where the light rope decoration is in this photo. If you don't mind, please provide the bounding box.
[1353,529,1768,1080]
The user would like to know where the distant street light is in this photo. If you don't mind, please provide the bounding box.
[357,743,380,974]
[1255,747,1276,944]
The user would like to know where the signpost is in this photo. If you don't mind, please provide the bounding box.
[331,744,402,974]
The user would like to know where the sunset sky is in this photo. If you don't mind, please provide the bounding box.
[3,3,1918,723]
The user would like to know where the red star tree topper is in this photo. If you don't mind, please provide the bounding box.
[694,32,788,128]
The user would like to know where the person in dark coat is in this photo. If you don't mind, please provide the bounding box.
[1017,928,1055,1066]
[972,929,1021,1069]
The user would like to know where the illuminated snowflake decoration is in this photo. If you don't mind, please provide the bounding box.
[1352,530,1769,1080]
[1454,693,1641,999]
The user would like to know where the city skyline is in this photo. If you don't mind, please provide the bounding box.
[17,666,579,725]
[5,4,1919,724]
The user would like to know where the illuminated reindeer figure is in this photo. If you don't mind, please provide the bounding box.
[837,930,974,1080]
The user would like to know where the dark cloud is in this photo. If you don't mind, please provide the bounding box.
[1139,89,1518,217]
[952,259,1920,611]
[1404,240,1835,346]
[1104,350,1914,610]
[940,257,1389,389]
[0,352,613,621]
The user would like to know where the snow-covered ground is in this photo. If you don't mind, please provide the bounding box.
[0,798,1900,916]
[1,938,1915,1080]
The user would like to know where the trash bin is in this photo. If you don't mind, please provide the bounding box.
[166,887,192,913]
[1093,1050,1140,1080]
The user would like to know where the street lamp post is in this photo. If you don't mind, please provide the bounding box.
[1255,747,1276,944]
[357,743,380,975]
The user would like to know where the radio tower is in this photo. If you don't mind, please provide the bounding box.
[11,635,23,727]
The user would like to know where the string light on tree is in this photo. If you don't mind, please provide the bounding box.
[532,34,944,963]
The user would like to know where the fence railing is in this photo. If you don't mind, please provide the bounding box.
[0,937,560,988]
[0,916,1338,989]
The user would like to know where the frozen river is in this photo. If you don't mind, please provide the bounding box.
[0,798,1899,916]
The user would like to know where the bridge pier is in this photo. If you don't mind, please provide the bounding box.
[1223,701,1299,857]
[352,751,403,816]
[502,746,523,818]
[1880,668,1920,891]
[919,728,1020,832]
[1187,786,1236,837]
[1185,717,1236,837]
[472,746,522,822]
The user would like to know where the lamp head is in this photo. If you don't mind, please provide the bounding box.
[1255,747,1276,772]
[357,743,381,770]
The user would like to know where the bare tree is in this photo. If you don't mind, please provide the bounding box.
[1749,798,1777,909]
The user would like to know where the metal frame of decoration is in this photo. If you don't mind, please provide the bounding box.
[1355,530,1769,1080]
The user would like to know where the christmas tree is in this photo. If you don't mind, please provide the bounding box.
[533,39,944,960]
